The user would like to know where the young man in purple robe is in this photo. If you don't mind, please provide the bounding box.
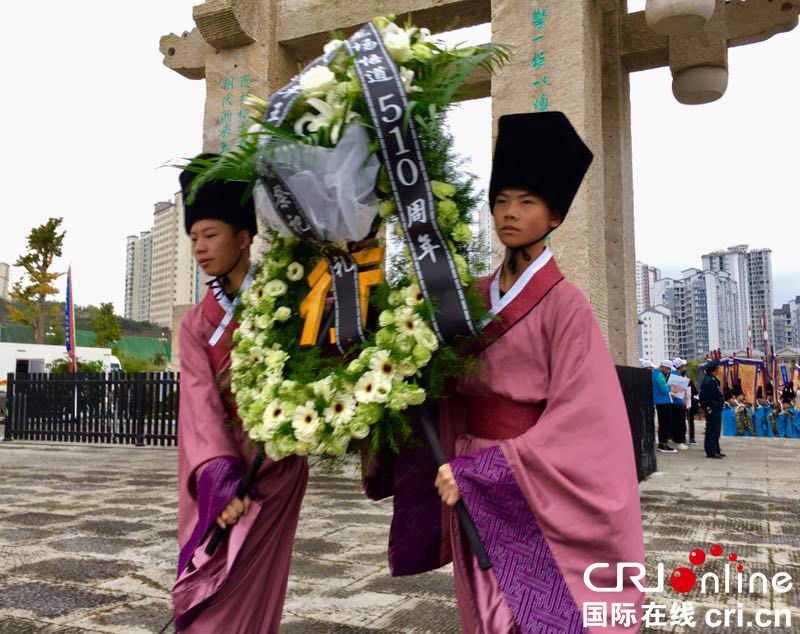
[171,156,308,632]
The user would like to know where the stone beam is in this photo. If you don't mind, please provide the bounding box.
[621,1,799,73]
[275,0,490,61]
[193,0,259,49]
[159,28,214,80]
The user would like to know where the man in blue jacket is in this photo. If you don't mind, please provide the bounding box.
[653,360,677,453]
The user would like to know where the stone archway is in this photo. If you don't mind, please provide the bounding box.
[160,0,798,364]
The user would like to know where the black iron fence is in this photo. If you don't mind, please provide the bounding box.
[2,367,656,474]
[616,365,657,482]
[3,372,179,446]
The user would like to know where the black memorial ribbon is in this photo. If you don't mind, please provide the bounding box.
[254,50,365,353]
[345,23,477,342]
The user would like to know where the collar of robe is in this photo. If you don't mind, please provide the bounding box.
[487,247,553,324]
[208,264,257,346]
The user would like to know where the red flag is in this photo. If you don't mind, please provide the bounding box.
[64,266,77,373]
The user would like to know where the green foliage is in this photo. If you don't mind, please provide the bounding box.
[90,302,122,348]
[7,218,65,343]
[50,358,103,375]
[113,350,167,373]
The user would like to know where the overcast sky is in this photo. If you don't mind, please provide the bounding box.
[1,1,797,315]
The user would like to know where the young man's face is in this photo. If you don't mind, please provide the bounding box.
[189,219,251,276]
[492,188,562,249]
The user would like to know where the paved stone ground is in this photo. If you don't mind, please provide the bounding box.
[0,425,798,633]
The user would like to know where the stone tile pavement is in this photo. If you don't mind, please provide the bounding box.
[0,425,798,633]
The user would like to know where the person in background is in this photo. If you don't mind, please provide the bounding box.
[669,358,689,450]
[699,359,726,459]
[653,360,677,453]
[677,359,699,445]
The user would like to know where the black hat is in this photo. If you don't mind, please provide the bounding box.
[488,112,593,219]
[705,359,721,371]
[179,153,257,236]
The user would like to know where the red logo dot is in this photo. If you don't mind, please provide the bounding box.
[689,549,706,566]
[737,564,744,572]
[710,544,723,557]
[670,567,697,593]
[728,553,738,562]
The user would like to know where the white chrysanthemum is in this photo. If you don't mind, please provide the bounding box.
[323,39,345,55]
[327,432,352,455]
[347,358,365,374]
[312,376,335,401]
[263,399,289,425]
[349,420,371,440]
[402,284,425,306]
[414,328,439,352]
[324,392,356,428]
[292,401,321,443]
[286,262,304,282]
[299,65,336,96]
[378,310,395,327]
[265,349,289,372]
[383,24,413,62]
[395,307,423,337]
[369,350,396,379]
[265,280,288,297]
[255,314,272,331]
[397,357,417,377]
[452,223,473,244]
[354,371,391,403]
[274,306,291,322]
[393,336,411,353]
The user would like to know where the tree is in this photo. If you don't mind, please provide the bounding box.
[90,302,122,347]
[7,218,65,343]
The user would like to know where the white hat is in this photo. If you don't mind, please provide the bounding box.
[642,360,655,368]
[660,359,675,370]
[672,357,687,369]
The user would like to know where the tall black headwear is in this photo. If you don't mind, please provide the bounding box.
[179,153,257,237]
[488,112,593,220]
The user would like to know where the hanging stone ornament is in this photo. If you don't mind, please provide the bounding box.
[672,65,728,104]
[645,0,716,36]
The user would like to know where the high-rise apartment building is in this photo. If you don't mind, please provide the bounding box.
[701,245,775,351]
[648,268,740,359]
[124,231,153,321]
[149,194,200,327]
[774,297,800,351]
[701,245,751,347]
[124,193,207,328]
[639,305,674,362]
[0,262,10,300]
[746,248,774,351]
[635,261,660,315]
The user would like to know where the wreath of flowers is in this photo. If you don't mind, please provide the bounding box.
[192,16,508,461]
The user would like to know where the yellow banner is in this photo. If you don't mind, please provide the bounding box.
[738,364,757,404]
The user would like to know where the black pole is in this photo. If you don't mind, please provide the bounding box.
[4,373,14,441]
[205,449,266,556]
[416,406,492,571]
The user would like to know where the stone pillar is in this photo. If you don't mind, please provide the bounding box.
[491,0,610,336]
[601,2,639,365]
[196,0,298,152]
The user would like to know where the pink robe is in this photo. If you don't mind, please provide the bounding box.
[444,257,645,633]
[172,288,308,633]
[368,256,645,634]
